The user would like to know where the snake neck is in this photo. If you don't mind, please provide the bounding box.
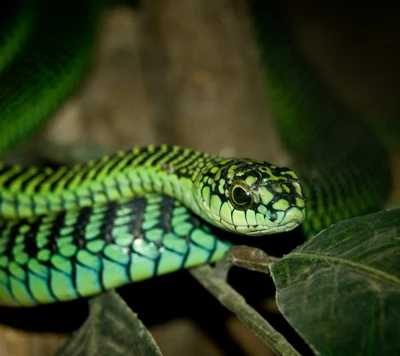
[0,145,218,219]
[0,146,306,236]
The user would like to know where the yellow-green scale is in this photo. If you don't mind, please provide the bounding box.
[0,145,208,220]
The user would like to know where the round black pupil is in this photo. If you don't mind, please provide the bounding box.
[233,187,250,205]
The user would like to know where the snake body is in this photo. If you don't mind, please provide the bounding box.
[0,144,305,234]
[250,1,391,237]
[0,0,391,306]
[0,196,233,306]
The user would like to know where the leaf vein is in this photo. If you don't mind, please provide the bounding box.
[289,252,400,285]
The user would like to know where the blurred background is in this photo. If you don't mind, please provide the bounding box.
[0,0,399,355]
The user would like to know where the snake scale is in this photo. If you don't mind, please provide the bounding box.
[0,0,391,307]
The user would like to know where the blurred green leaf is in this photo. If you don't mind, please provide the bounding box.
[57,290,162,356]
[271,208,400,355]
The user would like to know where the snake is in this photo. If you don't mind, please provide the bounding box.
[0,0,391,307]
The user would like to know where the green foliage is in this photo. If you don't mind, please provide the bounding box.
[271,209,400,355]
[57,209,400,355]
[57,291,162,356]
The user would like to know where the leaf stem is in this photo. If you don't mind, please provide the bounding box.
[190,264,300,356]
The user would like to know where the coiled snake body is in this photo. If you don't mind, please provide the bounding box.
[0,0,391,306]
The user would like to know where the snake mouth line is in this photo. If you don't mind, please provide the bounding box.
[220,218,301,235]
[208,206,304,236]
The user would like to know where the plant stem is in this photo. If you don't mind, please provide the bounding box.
[190,264,300,356]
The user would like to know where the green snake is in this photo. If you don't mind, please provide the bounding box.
[0,0,391,307]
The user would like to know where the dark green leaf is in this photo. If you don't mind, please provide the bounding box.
[271,209,400,355]
[56,291,162,356]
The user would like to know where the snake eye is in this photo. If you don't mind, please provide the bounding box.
[230,181,252,210]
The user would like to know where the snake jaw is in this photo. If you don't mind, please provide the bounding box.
[201,201,305,236]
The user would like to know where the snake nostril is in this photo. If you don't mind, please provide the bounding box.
[269,212,277,221]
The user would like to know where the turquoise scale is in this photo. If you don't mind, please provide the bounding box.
[0,196,232,306]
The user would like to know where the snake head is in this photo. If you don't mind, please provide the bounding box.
[193,158,305,235]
